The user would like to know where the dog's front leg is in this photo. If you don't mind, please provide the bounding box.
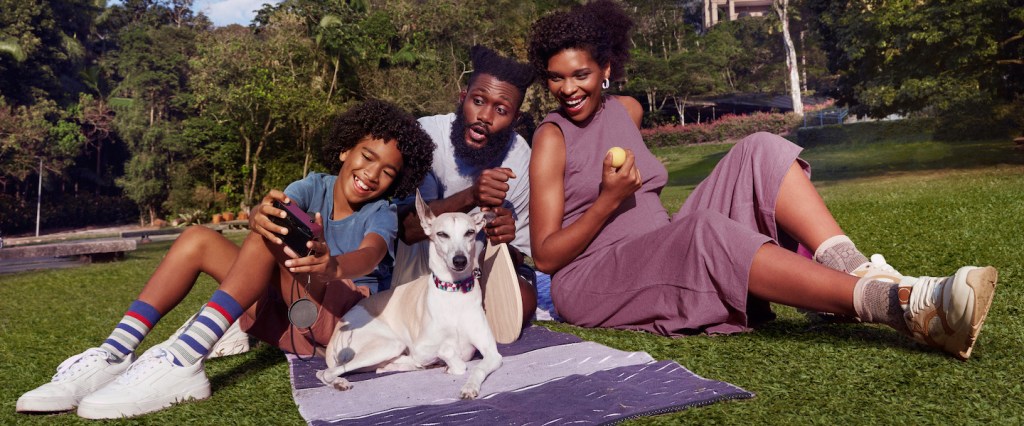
[437,342,466,375]
[459,322,503,399]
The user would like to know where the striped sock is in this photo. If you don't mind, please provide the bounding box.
[165,290,244,366]
[101,300,162,361]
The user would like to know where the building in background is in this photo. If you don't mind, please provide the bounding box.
[703,0,772,29]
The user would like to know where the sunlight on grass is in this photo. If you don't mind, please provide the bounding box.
[2,140,1023,425]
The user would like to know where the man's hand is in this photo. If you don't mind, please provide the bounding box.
[481,206,516,245]
[472,168,516,208]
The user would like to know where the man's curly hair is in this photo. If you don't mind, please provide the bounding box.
[466,45,534,101]
[321,99,435,200]
[528,0,634,82]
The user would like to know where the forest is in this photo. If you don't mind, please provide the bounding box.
[1,0,1021,234]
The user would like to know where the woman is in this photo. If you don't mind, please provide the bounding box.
[527,0,997,360]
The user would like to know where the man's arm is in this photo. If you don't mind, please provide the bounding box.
[397,168,516,245]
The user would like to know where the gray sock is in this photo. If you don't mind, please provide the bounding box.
[853,278,908,333]
[815,235,869,274]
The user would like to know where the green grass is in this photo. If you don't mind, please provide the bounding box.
[3,137,1024,424]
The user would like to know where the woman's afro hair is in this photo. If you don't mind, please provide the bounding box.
[466,45,534,98]
[528,0,634,82]
[321,99,435,200]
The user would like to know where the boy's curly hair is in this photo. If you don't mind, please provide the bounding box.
[527,0,634,82]
[321,99,435,199]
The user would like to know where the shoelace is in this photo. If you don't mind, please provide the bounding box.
[865,254,901,276]
[117,348,172,384]
[52,348,108,382]
[905,275,947,315]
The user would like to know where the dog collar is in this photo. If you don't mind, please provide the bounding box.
[432,269,480,293]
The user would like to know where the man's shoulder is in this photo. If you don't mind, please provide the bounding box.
[417,113,455,129]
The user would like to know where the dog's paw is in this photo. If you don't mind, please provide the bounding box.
[330,378,353,391]
[459,383,480,400]
[445,363,467,375]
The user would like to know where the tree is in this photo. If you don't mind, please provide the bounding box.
[808,0,1024,117]
[773,0,803,116]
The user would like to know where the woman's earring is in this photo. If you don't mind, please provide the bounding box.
[602,78,610,89]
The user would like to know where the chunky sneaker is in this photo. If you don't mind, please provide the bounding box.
[165,312,254,359]
[16,348,134,413]
[852,254,904,283]
[899,266,998,360]
[77,347,211,419]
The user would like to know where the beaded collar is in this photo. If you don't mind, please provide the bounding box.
[431,269,480,293]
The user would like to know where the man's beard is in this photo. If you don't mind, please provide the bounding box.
[450,107,515,172]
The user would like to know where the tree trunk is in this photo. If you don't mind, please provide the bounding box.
[774,0,804,116]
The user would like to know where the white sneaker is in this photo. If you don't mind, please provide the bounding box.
[76,347,211,419]
[899,266,998,360]
[16,348,134,413]
[852,254,903,283]
[166,312,253,359]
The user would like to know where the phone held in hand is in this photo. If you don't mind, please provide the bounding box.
[269,200,324,256]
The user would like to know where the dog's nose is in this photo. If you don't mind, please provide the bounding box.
[452,254,468,271]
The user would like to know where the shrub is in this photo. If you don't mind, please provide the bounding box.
[0,193,138,236]
[641,112,802,147]
[795,118,936,147]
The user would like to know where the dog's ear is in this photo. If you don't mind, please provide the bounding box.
[470,210,497,232]
[414,189,435,235]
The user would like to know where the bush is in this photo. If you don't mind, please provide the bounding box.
[795,118,936,148]
[933,97,1018,142]
[641,112,802,147]
[0,193,138,236]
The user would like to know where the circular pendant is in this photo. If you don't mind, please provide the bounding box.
[288,298,318,329]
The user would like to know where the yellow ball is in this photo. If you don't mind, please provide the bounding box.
[607,146,626,168]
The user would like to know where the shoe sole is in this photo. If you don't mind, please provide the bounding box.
[76,383,211,419]
[16,397,75,413]
[481,242,523,344]
[951,266,998,360]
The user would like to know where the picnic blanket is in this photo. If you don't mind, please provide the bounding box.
[288,326,753,425]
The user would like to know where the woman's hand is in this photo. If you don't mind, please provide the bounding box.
[249,189,291,245]
[282,212,339,282]
[598,148,642,209]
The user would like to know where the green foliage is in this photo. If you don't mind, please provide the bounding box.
[808,0,1024,117]
[642,112,802,147]
[796,118,937,148]
[0,193,137,235]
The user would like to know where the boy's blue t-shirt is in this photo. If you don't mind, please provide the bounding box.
[283,172,397,293]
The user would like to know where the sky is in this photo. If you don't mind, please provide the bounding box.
[192,0,284,27]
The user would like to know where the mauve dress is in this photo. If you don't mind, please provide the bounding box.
[543,96,808,336]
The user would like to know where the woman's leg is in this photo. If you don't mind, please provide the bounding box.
[774,162,844,252]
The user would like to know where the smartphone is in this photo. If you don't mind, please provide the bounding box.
[269,200,324,256]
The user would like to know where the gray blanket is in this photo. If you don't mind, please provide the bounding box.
[288,326,753,425]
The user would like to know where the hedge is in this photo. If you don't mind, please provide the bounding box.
[641,112,803,147]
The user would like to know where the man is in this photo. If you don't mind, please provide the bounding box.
[394,45,537,343]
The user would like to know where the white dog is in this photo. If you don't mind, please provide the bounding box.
[316,191,502,399]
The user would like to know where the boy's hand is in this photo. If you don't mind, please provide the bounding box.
[250,190,293,245]
[283,212,337,281]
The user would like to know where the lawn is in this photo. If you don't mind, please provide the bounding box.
[2,134,1023,425]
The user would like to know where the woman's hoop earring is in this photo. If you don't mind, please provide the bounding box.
[602,78,610,89]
